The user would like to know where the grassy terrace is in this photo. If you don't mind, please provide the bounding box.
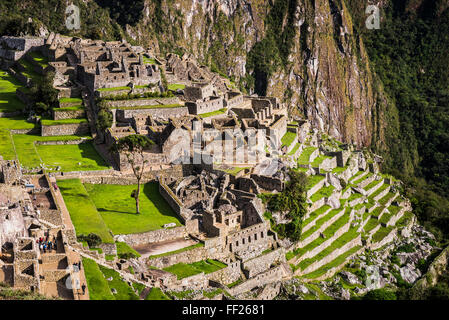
[397,211,413,228]
[17,58,43,84]
[302,205,332,228]
[378,192,397,206]
[146,288,170,300]
[28,51,49,68]
[59,97,83,104]
[223,166,249,176]
[163,260,227,280]
[0,71,26,113]
[310,185,335,202]
[83,257,140,300]
[302,245,362,279]
[332,166,347,174]
[35,141,109,172]
[41,118,87,126]
[281,131,297,147]
[352,172,373,186]
[296,227,359,272]
[300,207,345,240]
[349,170,365,183]
[167,83,186,91]
[295,211,351,258]
[364,217,380,233]
[97,86,131,92]
[0,117,35,160]
[363,178,383,191]
[54,105,85,112]
[371,226,395,243]
[288,143,301,155]
[369,184,389,199]
[311,155,332,168]
[298,146,317,165]
[199,108,227,118]
[306,174,326,190]
[347,192,363,202]
[58,179,113,243]
[84,182,182,234]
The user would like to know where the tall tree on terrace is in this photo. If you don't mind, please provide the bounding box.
[112,134,153,214]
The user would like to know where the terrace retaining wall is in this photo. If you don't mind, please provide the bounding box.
[41,122,89,137]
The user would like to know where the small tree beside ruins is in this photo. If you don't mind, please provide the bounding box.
[112,134,154,214]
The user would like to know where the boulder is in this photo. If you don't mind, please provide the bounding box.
[400,264,421,284]
[340,271,360,285]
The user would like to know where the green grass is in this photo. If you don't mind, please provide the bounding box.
[396,211,413,228]
[310,185,335,202]
[146,287,170,300]
[167,83,186,91]
[281,131,297,147]
[363,178,383,191]
[199,108,227,118]
[349,170,364,182]
[98,265,139,300]
[300,207,345,240]
[364,217,380,233]
[369,183,389,199]
[302,205,332,228]
[41,118,87,126]
[298,147,317,165]
[35,141,110,172]
[0,117,35,160]
[306,174,325,190]
[163,259,227,280]
[148,242,204,259]
[84,182,183,234]
[59,97,83,104]
[288,143,301,155]
[297,227,359,272]
[0,70,26,113]
[97,86,131,92]
[371,226,395,243]
[116,241,141,258]
[223,166,248,176]
[332,166,347,174]
[378,192,397,206]
[17,59,43,84]
[311,155,332,168]
[28,51,49,68]
[82,257,115,300]
[58,179,113,243]
[54,105,84,112]
[353,172,373,185]
[294,211,351,258]
[348,192,363,202]
[303,245,362,279]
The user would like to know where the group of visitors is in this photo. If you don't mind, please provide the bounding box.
[37,234,57,253]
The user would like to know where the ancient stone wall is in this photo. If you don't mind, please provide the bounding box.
[41,122,90,137]
[228,265,284,296]
[250,174,283,192]
[242,248,286,278]
[206,260,241,285]
[147,246,227,269]
[186,97,224,115]
[114,226,188,246]
[53,109,85,120]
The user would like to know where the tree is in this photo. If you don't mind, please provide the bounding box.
[112,135,154,214]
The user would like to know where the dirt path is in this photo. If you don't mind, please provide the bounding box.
[133,238,198,258]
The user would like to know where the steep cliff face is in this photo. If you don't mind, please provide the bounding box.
[124,0,387,148]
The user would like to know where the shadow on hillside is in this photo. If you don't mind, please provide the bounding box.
[143,182,183,223]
